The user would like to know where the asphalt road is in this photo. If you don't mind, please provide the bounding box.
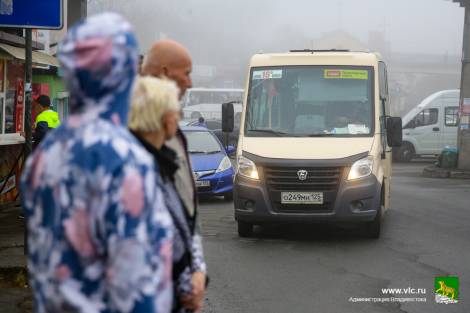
[199,161,470,313]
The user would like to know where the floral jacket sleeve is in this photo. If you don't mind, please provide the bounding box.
[101,163,174,313]
[191,225,207,274]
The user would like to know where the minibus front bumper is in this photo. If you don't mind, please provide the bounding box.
[234,152,382,225]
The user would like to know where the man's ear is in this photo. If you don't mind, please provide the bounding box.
[162,67,170,78]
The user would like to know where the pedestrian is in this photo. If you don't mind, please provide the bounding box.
[33,94,61,149]
[196,116,207,128]
[138,54,145,74]
[129,76,205,312]
[142,40,207,311]
[20,13,174,313]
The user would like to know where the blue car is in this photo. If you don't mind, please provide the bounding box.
[182,126,235,200]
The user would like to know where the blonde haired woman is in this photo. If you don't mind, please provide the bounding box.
[129,76,207,313]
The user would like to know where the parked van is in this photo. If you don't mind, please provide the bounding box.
[227,50,402,238]
[181,88,244,120]
[395,90,460,162]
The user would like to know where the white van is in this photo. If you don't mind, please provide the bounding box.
[229,50,402,239]
[395,90,459,162]
[181,88,244,120]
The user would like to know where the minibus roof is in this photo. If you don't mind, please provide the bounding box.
[249,51,382,67]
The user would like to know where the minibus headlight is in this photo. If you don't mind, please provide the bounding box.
[348,156,374,180]
[237,156,259,180]
[216,156,232,173]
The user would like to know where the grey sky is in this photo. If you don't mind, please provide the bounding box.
[246,0,465,55]
[89,0,465,56]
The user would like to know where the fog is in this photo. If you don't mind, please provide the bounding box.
[88,0,466,115]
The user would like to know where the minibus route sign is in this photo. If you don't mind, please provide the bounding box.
[324,69,368,80]
[252,69,283,80]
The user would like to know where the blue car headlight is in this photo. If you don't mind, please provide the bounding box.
[216,156,232,173]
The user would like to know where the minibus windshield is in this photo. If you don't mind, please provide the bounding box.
[245,66,374,137]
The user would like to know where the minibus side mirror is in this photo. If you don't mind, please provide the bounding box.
[386,117,403,147]
[222,102,235,133]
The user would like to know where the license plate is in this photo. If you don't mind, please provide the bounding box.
[196,180,210,187]
[281,192,324,204]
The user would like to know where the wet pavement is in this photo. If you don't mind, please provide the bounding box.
[200,161,470,313]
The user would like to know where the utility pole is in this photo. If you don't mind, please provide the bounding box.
[23,29,32,255]
[458,4,470,170]
[24,29,33,160]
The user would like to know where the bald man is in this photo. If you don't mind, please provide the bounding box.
[142,40,193,99]
[142,40,207,313]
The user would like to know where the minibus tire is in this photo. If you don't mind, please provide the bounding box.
[397,143,415,162]
[365,207,381,239]
[238,221,253,237]
[365,186,384,239]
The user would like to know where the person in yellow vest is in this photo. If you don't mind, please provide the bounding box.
[33,95,61,148]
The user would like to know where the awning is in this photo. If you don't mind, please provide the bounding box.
[0,43,59,67]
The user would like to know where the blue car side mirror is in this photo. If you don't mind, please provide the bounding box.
[225,145,236,155]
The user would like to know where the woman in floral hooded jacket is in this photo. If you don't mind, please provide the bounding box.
[20,13,174,313]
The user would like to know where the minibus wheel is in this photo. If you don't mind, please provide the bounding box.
[238,221,253,237]
[365,207,381,239]
[365,186,384,239]
[397,142,415,162]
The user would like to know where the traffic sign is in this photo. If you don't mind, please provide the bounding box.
[0,0,63,29]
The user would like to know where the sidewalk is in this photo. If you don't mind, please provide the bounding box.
[423,165,470,179]
[0,201,32,313]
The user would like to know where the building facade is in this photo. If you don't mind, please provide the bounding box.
[0,36,63,204]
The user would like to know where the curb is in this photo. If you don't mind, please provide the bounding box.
[423,166,470,179]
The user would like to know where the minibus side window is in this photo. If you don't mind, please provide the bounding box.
[445,107,459,127]
[378,62,389,116]
[414,109,438,127]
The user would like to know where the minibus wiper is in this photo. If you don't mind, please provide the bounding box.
[306,133,334,137]
[189,150,221,154]
[247,129,290,136]
[188,150,206,154]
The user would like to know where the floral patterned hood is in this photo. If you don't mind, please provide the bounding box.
[59,12,138,125]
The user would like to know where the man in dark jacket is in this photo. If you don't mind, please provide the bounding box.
[33,95,61,148]
[142,40,207,311]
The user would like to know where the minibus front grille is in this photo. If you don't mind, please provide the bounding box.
[263,166,344,213]
[264,167,343,191]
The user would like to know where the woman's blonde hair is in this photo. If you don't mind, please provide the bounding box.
[129,76,180,132]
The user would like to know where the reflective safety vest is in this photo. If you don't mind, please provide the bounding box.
[35,110,61,129]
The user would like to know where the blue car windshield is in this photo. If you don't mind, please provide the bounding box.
[185,131,222,154]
